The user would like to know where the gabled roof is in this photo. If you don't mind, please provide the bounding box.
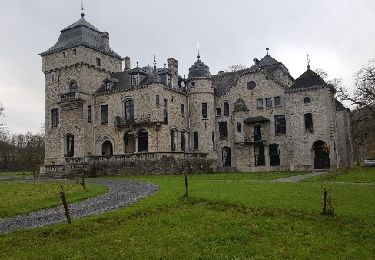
[40,15,122,60]
[289,68,326,90]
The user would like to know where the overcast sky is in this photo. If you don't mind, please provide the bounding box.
[0,0,374,134]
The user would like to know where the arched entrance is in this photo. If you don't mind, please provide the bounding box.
[102,140,113,156]
[222,146,231,167]
[313,140,330,169]
[124,132,135,153]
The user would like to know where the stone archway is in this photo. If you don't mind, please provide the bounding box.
[313,140,330,169]
[102,140,113,156]
[222,146,232,167]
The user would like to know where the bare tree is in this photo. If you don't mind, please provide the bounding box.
[0,103,8,142]
[226,64,247,72]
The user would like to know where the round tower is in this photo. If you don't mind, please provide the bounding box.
[187,52,216,160]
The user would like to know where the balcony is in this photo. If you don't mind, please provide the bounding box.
[59,92,84,109]
[244,134,266,144]
[115,114,151,128]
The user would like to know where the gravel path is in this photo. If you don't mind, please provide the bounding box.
[0,180,158,234]
[271,171,328,182]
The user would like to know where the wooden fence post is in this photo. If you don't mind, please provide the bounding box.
[60,185,71,224]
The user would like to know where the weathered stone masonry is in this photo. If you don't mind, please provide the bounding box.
[40,13,352,174]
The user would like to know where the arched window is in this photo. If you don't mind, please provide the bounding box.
[69,80,78,93]
[124,99,134,122]
[101,140,113,156]
[65,134,74,157]
[170,129,177,151]
[138,130,148,152]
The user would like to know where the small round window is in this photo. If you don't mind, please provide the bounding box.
[304,97,311,104]
[247,81,256,90]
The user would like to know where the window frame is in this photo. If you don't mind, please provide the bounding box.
[257,98,264,109]
[51,108,59,128]
[223,102,229,116]
[274,96,281,107]
[219,121,228,140]
[274,115,286,135]
[304,113,314,133]
[265,98,273,108]
[100,104,109,124]
[202,103,208,119]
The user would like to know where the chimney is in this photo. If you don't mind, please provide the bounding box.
[100,32,109,49]
[167,58,178,74]
[124,56,131,70]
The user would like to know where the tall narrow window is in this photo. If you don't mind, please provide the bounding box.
[266,98,273,107]
[156,95,160,105]
[88,105,92,123]
[164,99,168,124]
[73,48,77,55]
[96,57,101,67]
[212,131,215,149]
[181,104,185,116]
[181,132,186,151]
[219,121,228,139]
[304,113,313,133]
[223,102,229,116]
[257,99,264,109]
[51,108,59,128]
[254,144,265,166]
[193,131,199,150]
[101,104,108,124]
[66,134,74,157]
[170,130,177,151]
[269,144,280,166]
[138,130,148,152]
[51,74,55,83]
[236,122,242,132]
[202,103,208,119]
[124,99,134,122]
[69,80,78,93]
[274,115,286,135]
[62,52,66,58]
[216,108,221,116]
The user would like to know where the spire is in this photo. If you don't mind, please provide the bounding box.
[80,0,85,18]
[307,53,311,70]
[197,41,201,60]
[153,55,157,70]
[266,47,270,56]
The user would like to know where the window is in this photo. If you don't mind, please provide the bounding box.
[52,74,55,83]
[274,96,281,107]
[171,129,177,151]
[247,81,256,90]
[223,102,229,116]
[124,99,134,121]
[202,103,208,119]
[275,115,286,134]
[66,134,74,157]
[269,144,280,166]
[219,121,228,139]
[181,132,186,151]
[254,144,265,166]
[216,108,221,116]
[88,105,92,123]
[193,131,199,150]
[105,81,112,91]
[304,96,311,104]
[181,104,185,116]
[304,113,314,133]
[191,82,195,87]
[101,104,108,124]
[212,131,215,149]
[254,125,262,141]
[156,95,160,105]
[131,75,138,86]
[257,99,264,109]
[73,48,77,55]
[69,80,78,93]
[266,98,272,107]
[51,108,59,128]
[62,52,66,58]
[96,57,101,67]
[138,130,148,152]
[164,99,168,124]
[236,122,242,132]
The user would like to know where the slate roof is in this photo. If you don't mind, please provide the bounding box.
[40,15,122,60]
[188,55,211,79]
[289,68,326,90]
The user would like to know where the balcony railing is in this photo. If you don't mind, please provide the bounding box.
[115,114,151,128]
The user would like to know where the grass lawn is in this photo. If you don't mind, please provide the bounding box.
[0,169,374,259]
[0,180,108,218]
[0,172,33,176]
[304,167,375,183]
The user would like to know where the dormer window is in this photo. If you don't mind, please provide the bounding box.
[131,74,139,86]
[105,81,112,91]
[96,57,101,67]
[69,80,78,93]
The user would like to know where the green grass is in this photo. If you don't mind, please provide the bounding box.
[188,171,308,181]
[0,172,33,176]
[305,167,375,183]
[0,169,374,259]
[0,181,108,218]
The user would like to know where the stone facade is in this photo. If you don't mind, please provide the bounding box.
[40,14,352,174]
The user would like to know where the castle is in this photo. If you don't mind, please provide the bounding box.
[40,12,352,174]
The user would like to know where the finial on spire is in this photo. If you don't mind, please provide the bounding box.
[136,61,139,68]
[197,41,201,60]
[307,53,311,69]
[153,55,157,70]
[80,0,85,18]
[266,47,270,55]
